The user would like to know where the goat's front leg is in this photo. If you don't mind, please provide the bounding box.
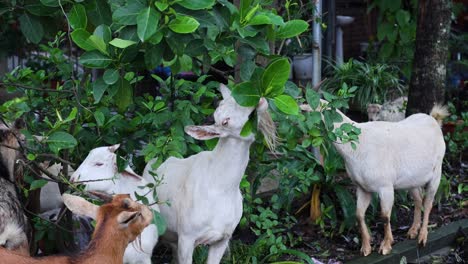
[378,187,394,255]
[407,187,422,239]
[356,187,372,256]
[207,238,230,264]
[177,236,195,264]
[418,174,441,246]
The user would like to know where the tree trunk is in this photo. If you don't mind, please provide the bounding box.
[405,0,451,116]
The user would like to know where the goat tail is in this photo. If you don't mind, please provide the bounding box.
[430,104,449,126]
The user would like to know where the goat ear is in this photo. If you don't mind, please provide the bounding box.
[108,144,120,153]
[185,125,222,140]
[63,194,99,220]
[219,83,231,99]
[121,166,143,180]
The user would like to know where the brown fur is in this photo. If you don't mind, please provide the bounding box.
[0,194,152,264]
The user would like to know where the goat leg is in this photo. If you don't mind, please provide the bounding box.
[356,187,372,256]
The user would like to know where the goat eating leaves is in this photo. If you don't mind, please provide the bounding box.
[0,193,153,264]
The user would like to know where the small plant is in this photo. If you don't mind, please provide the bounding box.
[322,59,405,109]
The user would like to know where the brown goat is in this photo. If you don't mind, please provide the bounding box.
[0,193,153,264]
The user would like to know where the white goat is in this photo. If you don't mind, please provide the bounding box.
[39,162,75,212]
[70,144,159,264]
[367,96,407,122]
[302,100,448,256]
[142,84,276,264]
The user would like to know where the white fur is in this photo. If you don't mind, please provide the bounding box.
[142,84,271,264]
[0,222,27,249]
[70,145,159,264]
[304,100,447,255]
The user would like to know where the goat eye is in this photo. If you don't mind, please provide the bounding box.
[94,162,104,166]
[222,118,230,126]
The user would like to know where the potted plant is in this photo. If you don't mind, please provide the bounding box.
[321,58,406,110]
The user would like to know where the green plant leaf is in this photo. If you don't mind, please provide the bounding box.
[92,77,108,103]
[40,0,59,7]
[273,95,298,115]
[30,179,48,190]
[113,78,133,112]
[69,4,87,30]
[155,2,169,11]
[93,24,111,43]
[276,20,309,39]
[240,118,253,137]
[262,58,290,97]
[79,51,112,68]
[334,185,356,228]
[94,111,105,127]
[87,35,108,55]
[87,0,112,26]
[19,13,44,44]
[306,89,320,109]
[396,10,410,26]
[113,2,144,25]
[71,29,95,51]
[232,82,261,107]
[377,22,393,42]
[137,7,160,42]
[103,68,119,85]
[152,209,167,236]
[177,0,215,10]
[168,15,200,34]
[109,38,137,49]
[248,14,272,25]
[145,45,164,70]
[47,132,78,153]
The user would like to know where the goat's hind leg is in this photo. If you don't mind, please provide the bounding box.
[356,187,372,256]
[407,187,422,239]
[419,172,441,246]
[177,236,195,264]
[378,187,394,255]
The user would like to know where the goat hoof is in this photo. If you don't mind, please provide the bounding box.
[378,244,392,255]
[361,245,372,256]
[407,229,418,239]
[418,230,428,246]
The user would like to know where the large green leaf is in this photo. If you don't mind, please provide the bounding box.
[109,38,136,49]
[152,209,167,236]
[47,132,78,153]
[145,45,164,70]
[137,7,160,42]
[40,0,59,7]
[262,58,290,97]
[79,51,112,68]
[305,89,320,110]
[103,68,119,85]
[69,4,87,30]
[87,0,112,26]
[232,82,261,107]
[273,95,298,115]
[87,35,108,55]
[168,16,200,34]
[25,3,57,16]
[334,185,356,228]
[92,77,108,103]
[177,0,215,10]
[71,29,95,51]
[93,24,111,43]
[114,78,133,112]
[113,2,144,25]
[276,20,309,39]
[396,10,410,26]
[19,13,44,44]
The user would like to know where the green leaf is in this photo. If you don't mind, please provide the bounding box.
[334,185,356,228]
[24,3,56,16]
[177,0,215,10]
[113,78,133,112]
[30,179,48,190]
[113,2,144,25]
[240,118,253,137]
[87,0,112,26]
[396,10,410,26]
[262,58,290,97]
[155,1,169,11]
[71,29,95,51]
[92,77,108,103]
[94,111,105,127]
[379,42,394,59]
[137,7,160,42]
[377,22,393,42]
[168,15,200,34]
[47,132,78,153]
[276,20,309,39]
[273,95,298,115]
[103,69,119,85]
[69,4,87,30]
[152,209,167,236]
[79,51,112,68]
[93,24,111,43]
[305,89,320,110]
[87,35,108,55]
[231,82,261,107]
[19,13,44,44]
[109,38,137,49]
[145,45,164,70]
[40,0,59,7]
[248,14,272,25]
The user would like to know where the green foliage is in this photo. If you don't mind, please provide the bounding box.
[322,59,405,108]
